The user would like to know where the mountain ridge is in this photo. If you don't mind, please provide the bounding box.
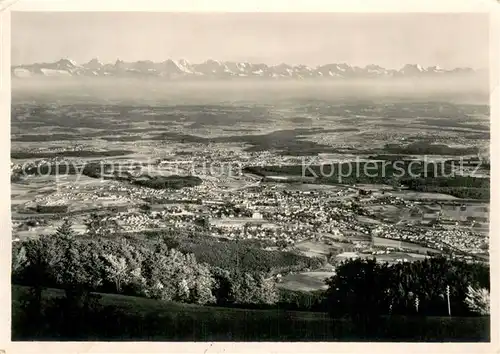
[12,58,485,80]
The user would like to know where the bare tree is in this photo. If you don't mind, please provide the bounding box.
[465,285,490,315]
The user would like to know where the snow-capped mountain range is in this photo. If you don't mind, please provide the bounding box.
[12,58,483,80]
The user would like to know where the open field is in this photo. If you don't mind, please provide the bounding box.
[294,240,332,258]
[440,203,489,220]
[277,271,335,292]
[357,215,383,225]
[11,285,489,341]
[358,251,428,263]
[389,191,459,200]
[364,204,403,222]
[279,183,346,192]
[372,236,440,254]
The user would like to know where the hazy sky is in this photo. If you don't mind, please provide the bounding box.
[12,12,489,69]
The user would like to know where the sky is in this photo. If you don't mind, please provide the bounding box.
[11,12,489,69]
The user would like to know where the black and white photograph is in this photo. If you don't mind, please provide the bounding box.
[7,6,495,344]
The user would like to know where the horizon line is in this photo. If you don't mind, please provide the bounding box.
[11,57,488,71]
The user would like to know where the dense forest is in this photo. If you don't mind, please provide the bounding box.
[244,161,489,199]
[324,258,489,319]
[12,220,489,312]
[11,219,490,339]
[383,141,479,156]
[142,232,325,275]
[12,221,284,307]
[399,176,490,199]
[11,150,134,159]
[16,161,203,190]
[132,175,203,190]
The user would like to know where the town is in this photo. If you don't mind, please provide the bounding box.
[11,148,490,275]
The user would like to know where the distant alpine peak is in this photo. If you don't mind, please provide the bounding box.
[401,63,425,72]
[60,57,76,64]
[57,58,79,67]
[12,58,481,79]
[85,58,103,68]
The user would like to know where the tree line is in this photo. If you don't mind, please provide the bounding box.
[11,219,490,338]
[12,219,280,308]
[324,257,489,319]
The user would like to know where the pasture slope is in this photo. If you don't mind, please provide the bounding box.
[12,286,489,342]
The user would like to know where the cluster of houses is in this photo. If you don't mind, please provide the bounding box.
[371,222,487,255]
[12,148,489,261]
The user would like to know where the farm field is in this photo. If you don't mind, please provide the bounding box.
[294,239,332,258]
[277,271,335,292]
[372,236,440,254]
[389,191,459,200]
